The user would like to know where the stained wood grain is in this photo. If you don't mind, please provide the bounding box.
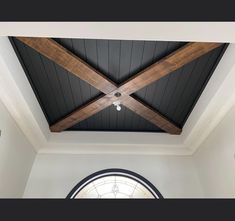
[118,42,223,95]
[50,94,118,132]
[17,37,222,135]
[16,37,117,94]
[122,96,182,134]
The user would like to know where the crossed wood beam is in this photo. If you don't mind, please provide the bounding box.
[17,37,222,134]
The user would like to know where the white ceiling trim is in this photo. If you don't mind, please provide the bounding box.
[183,46,235,153]
[0,37,48,151]
[1,22,235,43]
[0,22,234,155]
[40,143,192,156]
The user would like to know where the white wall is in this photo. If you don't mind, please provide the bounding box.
[7,102,235,199]
[0,100,36,197]
[2,97,235,199]
[194,102,235,197]
[8,103,235,199]
[24,102,235,198]
[23,153,203,198]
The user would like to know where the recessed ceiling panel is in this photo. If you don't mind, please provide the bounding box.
[10,37,227,132]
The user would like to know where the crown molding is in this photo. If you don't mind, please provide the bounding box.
[1,22,235,43]
[0,24,234,155]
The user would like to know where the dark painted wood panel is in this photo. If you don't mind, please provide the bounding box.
[83,39,101,97]
[10,37,227,132]
[134,41,186,104]
[155,42,185,109]
[164,60,198,121]
[134,42,189,128]
[130,40,158,128]
[153,41,168,60]
[69,39,98,128]
[135,41,156,99]
[53,64,75,111]
[58,38,102,101]
[172,51,212,121]
[17,41,61,124]
[12,37,102,126]
[11,39,54,124]
[71,39,87,61]
[108,40,121,83]
[39,56,70,117]
[107,40,122,128]
[96,40,109,79]
[128,41,145,79]
[122,41,145,131]
[133,44,226,127]
[118,40,133,83]
[54,38,86,111]
[139,41,172,116]
[177,46,225,125]
[69,105,163,132]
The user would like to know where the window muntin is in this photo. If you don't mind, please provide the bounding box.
[68,169,163,199]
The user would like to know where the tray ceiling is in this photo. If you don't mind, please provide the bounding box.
[10,37,227,133]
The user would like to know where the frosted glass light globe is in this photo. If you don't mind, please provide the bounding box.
[116,105,121,111]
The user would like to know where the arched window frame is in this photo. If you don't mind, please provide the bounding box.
[67,168,163,199]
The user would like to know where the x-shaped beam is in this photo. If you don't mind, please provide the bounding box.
[17,37,222,134]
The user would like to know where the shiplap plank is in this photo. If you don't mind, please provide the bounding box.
[11,37,226,132]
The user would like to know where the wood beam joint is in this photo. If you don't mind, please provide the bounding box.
[16,37,223,134]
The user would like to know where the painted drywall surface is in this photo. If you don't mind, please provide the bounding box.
[194,102,235,197]
[1,22,235,43]
[0,100,36,197]
[23,153,203,198]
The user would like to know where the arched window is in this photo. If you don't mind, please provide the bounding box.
[67,169,163,199]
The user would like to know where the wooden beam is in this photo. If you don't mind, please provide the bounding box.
[50,94,118,132]
[16,37,117,94]
[50,93,182,134]
[18,38,221,134]
[122,96,182,134]
[118,42,223,95]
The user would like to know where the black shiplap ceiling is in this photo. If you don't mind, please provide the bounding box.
[10,37,227,132]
